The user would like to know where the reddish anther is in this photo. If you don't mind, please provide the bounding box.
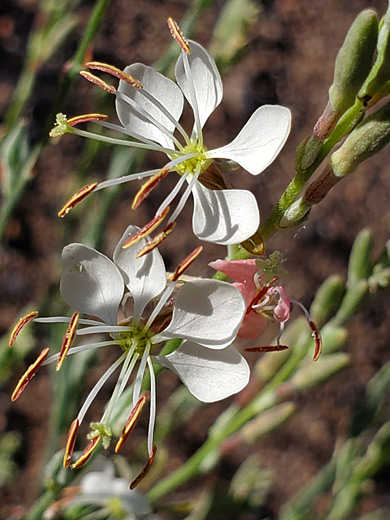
[79,71,116,94]
[245,345,289,352]
[115,395,147,453]
[310,320,322,361]
[172,246,203,282]
[71,436,102,469]
[67,113,108,126]
[167,18,191,54]
[122,207,170,249]
[57,312,79,371]
[9,311,38,347]
[130,444,157,489]
[58,183,98,218]
[11,347,50,401]
[136,222,176,258]
[63,418,80,468]
[86,62,142,89]
[132,168,170,210]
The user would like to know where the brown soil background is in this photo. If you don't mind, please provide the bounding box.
[1,0,390,518]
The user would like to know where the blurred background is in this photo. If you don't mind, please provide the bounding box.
[1,0,390,518]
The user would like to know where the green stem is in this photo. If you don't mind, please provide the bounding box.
[259,99,365,242]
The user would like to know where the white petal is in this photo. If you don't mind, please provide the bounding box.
[61,244,124,325]
[192,183,260,245]
[113,225,166,320]
[155,341,249,402]
[116,63,184,148]
[208,105,291,174]
[159,279,245,349]
[175,40,223,129]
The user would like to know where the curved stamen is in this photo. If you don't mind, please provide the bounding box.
[69,127,165,152]
[76,325,130,335]
[11,348,50,401]
[9,311,38,346]
[77,352,126,425]
[34,316,101,325]
[101,346,137,424]
[132,346,151,406]
[172,246,203,282]
[56,312,79,371]
[145,282,177,330]
[96,168,161,191]
[168,166,200,224]
[115,394,147,453]
[147,356,156,456]
[43,340,118,365]
[136,222,176,258]
[130,444,157,490]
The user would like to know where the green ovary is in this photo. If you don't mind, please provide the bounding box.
[119,325,153,355]
[175,142,211,176]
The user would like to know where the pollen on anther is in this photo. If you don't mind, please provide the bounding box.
[86,62,143,89]
[172,246,203,282]
[130,444,157,489]
[310,320,322,362]
[58,183,98,218]
[167,18,191,54]
[132,168,170,210]
[122,206,170,249]
[57,312,79,371]
[11,347,50,401]
[63,418,80,468]
[71,436,102,469]
[80,71,116,94]
[67,113,108,127]
[136,222,176,258]
[9,311,38,347]
[115,395,147,453]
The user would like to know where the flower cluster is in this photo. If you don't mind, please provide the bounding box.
[50,18,291,250]
[9,18,320,492]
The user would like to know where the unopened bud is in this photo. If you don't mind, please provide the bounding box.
[348,228,373,286]
[291,353,350,391]
[359,5,390,102]
[279,198,311,229]
[329,9,378,113]
[330,103,390,177]
[309,274,345,326]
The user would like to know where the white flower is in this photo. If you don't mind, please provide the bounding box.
[22,225,249,484]
[53,20,291,246]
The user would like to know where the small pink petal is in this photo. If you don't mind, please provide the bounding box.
[269,286,290,322]
[209,259,258,283]
[232,281,258,307]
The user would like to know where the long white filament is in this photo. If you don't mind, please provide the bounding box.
[101,345,137,424]
[77,352,126,425]
[34,316,101,326]
[168,166,200,224]
[145,282,177,331]
[132,345,150,407]
[154,170,190,217]
[96,169,160,191]
[43,340,118,365]
[147,356,156,456]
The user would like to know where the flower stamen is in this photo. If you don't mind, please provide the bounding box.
[11,347,50,401]
[86,61,143,89]
[245,345,289,352]
[80,71,116,94]
[57,312,79,371]
[136,222,176,258]
[122,206,170,249]
[63,418,80,468]
[310,320,322,362]
[132,167,170,210]
[71,436,102,469]
[167,18,191,54]
[172,246,203,281]
[115,394,147,453]
[130,444,157,489]
[58,183,98,218]
[9,311,38,347]
[67,113,109,127]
